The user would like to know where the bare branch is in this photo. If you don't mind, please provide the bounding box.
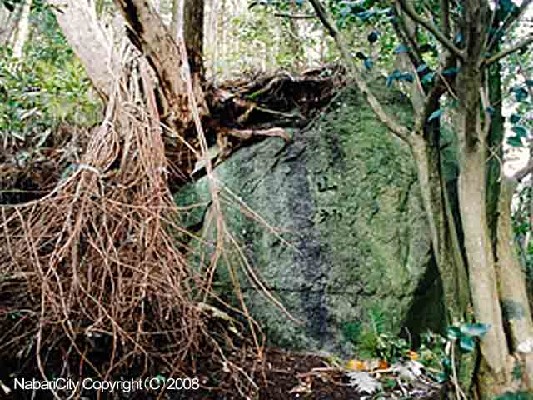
[484,35,533,66]
[514,160,533,182]
[396,0,464,60]
[308,0,411,142]
[440,0,450,38]
[273,12,315,19]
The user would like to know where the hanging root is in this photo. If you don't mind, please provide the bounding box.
[0,56,269,398]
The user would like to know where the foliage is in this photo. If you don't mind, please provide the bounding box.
[0,5,100,147]
[342,308,411,362]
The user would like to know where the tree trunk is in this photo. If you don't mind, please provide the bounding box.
[11,0,32,58]
[411,134,469,321]
[113,0,207,129]
[496,178,533,391]
[183,0,203,75]
[170,0,182,39]
[47,0,118,99]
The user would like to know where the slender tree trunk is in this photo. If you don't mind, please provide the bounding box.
[411,134,469,321]
[496,178,533,391]
[47,0,118,99]
[11,0,32,58]
[171,0,183,38]
[183,0,204,74]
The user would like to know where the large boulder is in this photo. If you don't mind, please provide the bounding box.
[176,86,445,351]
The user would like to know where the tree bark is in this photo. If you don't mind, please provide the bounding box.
[113,0,207,130]
[183,0,203,75]
[47,0,118,100]
[496,178,533,391]
[11,0,32,58]
[411,134,469,321]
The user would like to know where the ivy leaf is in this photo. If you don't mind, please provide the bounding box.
[386,70,401,87]
[460,323,490,338]
[394,44,409,54]
[459,335,476,353]
[507,136,523,147]
[416,63,428,73]
[436,372,449,383]
[510,113,521,124]
[367,31,379,43]
[446,326,461,340]
[398,72,414,83]
[428,109,443,122]
[511,125,528,138]
[356,10,375,21]
[421,71,436,84]
[511,86,528,102]
[442,67,460,77]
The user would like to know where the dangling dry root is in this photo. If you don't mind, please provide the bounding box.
[0,56,265,399]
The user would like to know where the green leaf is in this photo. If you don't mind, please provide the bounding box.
[459,335,476,353]
[364,58,374,70]
[507,136,523,147]
[460,323,490,338]
[442,67,460,77]
[512,125,528,138]
[510,113,521,124]
[446,326,461,340]
[421,72,436,84]
[436,371,449,383]
[394,44,409,54]
[511,86,528,102]
[367,31,379,43]
[428,109,442,122]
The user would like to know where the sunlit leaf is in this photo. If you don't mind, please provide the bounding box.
[446,326,461,339]
[428,109,442,122]
[460,323,490,338]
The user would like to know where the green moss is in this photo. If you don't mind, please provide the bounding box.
[175,84,443,350]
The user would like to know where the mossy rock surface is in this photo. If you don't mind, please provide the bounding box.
[176,84,445,351]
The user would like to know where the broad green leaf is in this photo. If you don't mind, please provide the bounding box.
[428,109,442,122]
[459,335,476,353]
[446,326,461,340]
[507,136,523,147]
[460,322,490,338]
[510,113,521,124]
[512,125,528,138]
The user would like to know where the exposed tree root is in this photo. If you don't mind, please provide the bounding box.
[0,58,272,399]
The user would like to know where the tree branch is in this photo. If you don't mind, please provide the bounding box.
[484,35,533,66]
[514,159,533,182]
[488,0,532,51]
[113,0,206,128]
[273,12,315,19]
[396,0,464,60]
[308,0,411,142]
